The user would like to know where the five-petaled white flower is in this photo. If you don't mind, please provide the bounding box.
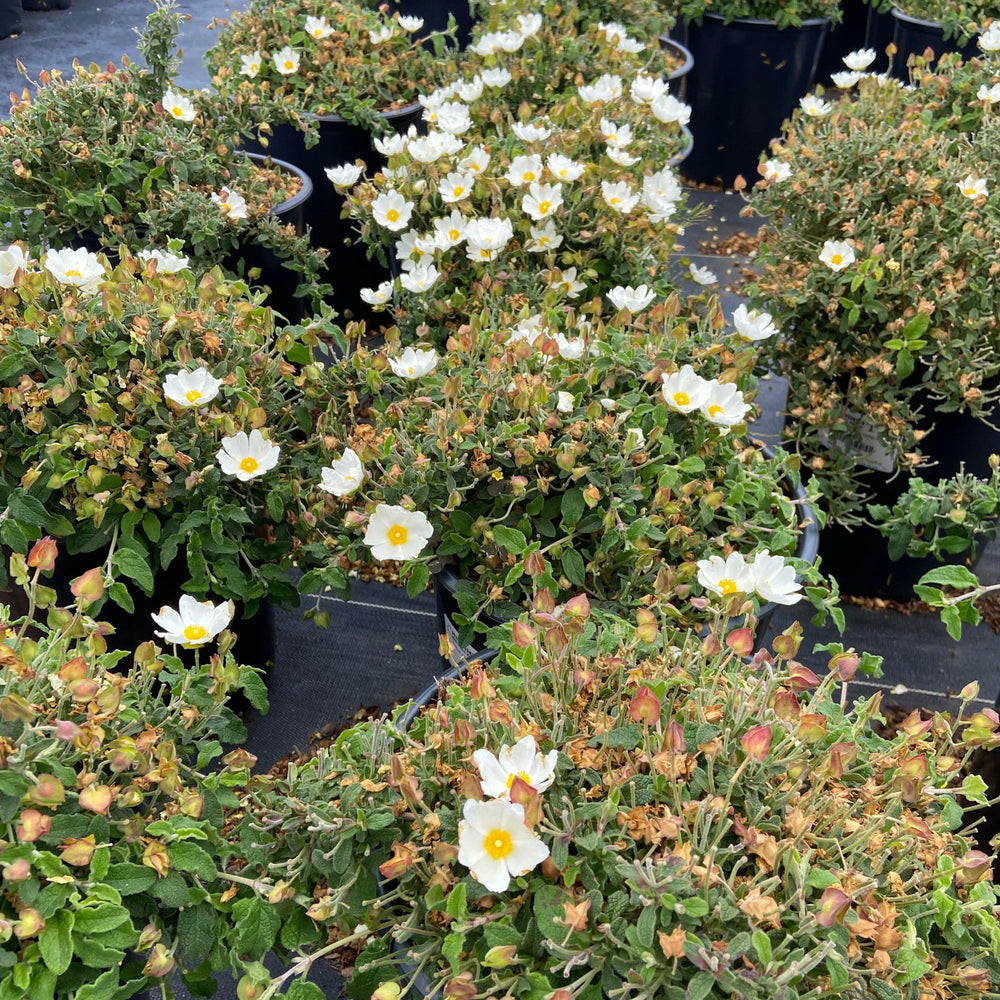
[552,266,586,298]
[371,191,414,231]
[457,798,549,893]
[732,304,779,342]
[163,367,223,408]
[162,89,196,122]
[578,74,623,104]
[650,93,691,125]
[273,45,300,75]
[480,67,512,87]
[325,162,364,188]
[389,346,438,378]
[473,735,558,799]
[702,381,751,426]
[440,170,475,204]
[979,23,1000,51]
[689,263,717,285]
[607,284,655,313]
[464,216,514,261]
[607,147,639,167]
[240,50,262,77]
[601,180,639,213]
[762,159,791,183]
[799,94,831,116]
[369,24,394,43]
[526,221,563,252]
[399,264,440,293]
[978,82,1000,102]
[696,552,754,599]
[211,189,248,221]
[216,429,280,481]
[460,146,491,174]
[556,391,574,413]
[0,245,28,289]
[830,70,861,88]
[843,48,876,71]
[546,153,584,181]
[137,248,189,273]
[504,154,543,186]
[630,71,668,104]
[398,14,424,31]
[360,280,394,305]
[304,15,333,38]
[521,181,563,221]
[44,247,106,296]
[319,448,364,497]
[152,595,234,648]
[959,174,988,200]
[364,504,433,561]
[662,364,712,414]
[511,122,551,141]
[819,240,855,271]
[751,550,803,605]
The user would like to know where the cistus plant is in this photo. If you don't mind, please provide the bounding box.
[665,0,842,29]
[0,546,271,999]
[224,600,1000,998]
[877,1,1000,44]
[0,248,338,616]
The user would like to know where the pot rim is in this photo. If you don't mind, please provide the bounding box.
[300,99,423,126]
[243,151,313,216]
[890,7,947,30]
[658,32,696,80]
[694,12,831,29]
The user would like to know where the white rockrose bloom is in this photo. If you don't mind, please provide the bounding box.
[630,71,668,104]
[799,94,831,116]
[689,263,717,285]
[369,24,394,43]
[696,552,754,598]
[842,48,876,70]
[319,448,364,497]
[615,35,645,53]
[373,132,408,156]
[395,229,434,271]
[556,391,575,413]
[163,367,223,407]
[464,216,514,261]
[407,130,464,162]
[364,504,433,561]
[977,82,1000,102]
[324,162,364,187]
[701,381,752,426]
[830,70,861,88]
[44,247,106,296]
[473,735,558,798]
[210,189,248,221]
[457,798,549,893]
[397,14,424,31]
[606,284,655,313]
[661,364,712,413]
[525,221,563,252]
[601,180,640,213]
[578,74,623,104]
[551,266,585,298]
[516,11,542,37]
[151,595,234,648]
[434,101,472,135]
[546,153,585,181]
[459,145,491,174]
[239,50,262,77]
[433,210,468,247]
[732,304,779,342]
[137,248,189,273]
[439,170,476,204]
[599,117,633,148]
[762,159,791,182]
[959,174,989,200]
[360,280,394,305]
[457,76,484,102]
[510,121,551,141]
[554,333,584,359]
[521,181,563,221]
[216,429,280,481]
[504,153,544,186]
[979,22,1000,51]
[304,15,333,38]
[606,147,640,167]
[495,28,524,51]
[507,314,545,346]
[598,21,628,42]
[751,550,803,606]
[389,346,439,378]
[371,191,414,231]
[480,67,512,87]
[399,263,440,293]
[650,93,691,125]
[819,239,856,271]
[162,89,196,122]
[0,244,28,288]
[273,45,300,75]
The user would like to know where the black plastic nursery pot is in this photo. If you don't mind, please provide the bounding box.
[659,33,695,93]
[865,4,897,72]
[247,102,424,327]
[676,14,829,189]
[814,0,873,85]
[889,7,980,82]
[433,565,504,670]
[0,0,21,39]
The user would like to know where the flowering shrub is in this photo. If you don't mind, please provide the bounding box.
[226,602,1000,998]
[887,1,1000,43]
[667,0,842,29]
[0,551,270,999]
[748,62,1000,523]
[0,251,337,614]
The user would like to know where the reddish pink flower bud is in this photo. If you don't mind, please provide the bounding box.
[956,966,990,991]
[68,678,101,702]
[786,662,821,691]
[563,594,590,620]
[629,685,662,725]
[828,742,857,778]
[635,608,658,644]
[828,650,860,681]
[27,776,65,808]
[701,633,722,656]
[13,908,44,938]
[725,627,754,658]
[815,887,851,927]
[523,550,545,577]
[143,943,176,978]
[797,714,827,741]
[511,621,537,647]
[3,858,31,882]
[771,627,802,659]
[741,725,772,762]
[54,720,82,741]
[70,567,104,605]
[469,670,495,699]
[899,710,933,738]
[15,809,50,843]
[27,537,58,572]
[78,785,113,815]
[772,689,800,722]
[955,850,992,886]
[482,945,518,968]
[662,720,686,754]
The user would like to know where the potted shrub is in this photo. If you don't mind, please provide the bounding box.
[747,60,1000,596]
[662,0,842,186]
[0,2,329,318]
[0,551,275,999]
[225,601,1000,997]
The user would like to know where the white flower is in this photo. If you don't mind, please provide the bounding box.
[554,333,584,359]
[630,72,668,104]
[371,191,414,231]
[407,131,463,163]
[137,248,189,273]
[369,23,394,43]
[473,735,558,798]
[662,365,712,413]
[433,211,467,247]
[504,154,543,186]
[959,174,988,200]
[551,266,585,298]
[397,14,424,31]
[521,181,563,221]
[395,229,432,270]
[211,189,248,221]
[511,122,551,142]
[751,550,803,606]
[516,12,542,37]
[324,162,364,187]
[163,367,223,408]
[607,147,640,167]
[598,21,628,43]
[320,448,364,497]
[526,221,563,252]
[435,102,472,135]
[304,15,333,39]
[607,284,655,313]
[389,346,438,378]
[364,504,433,561]
[799,94,831,116]
[457,798,549,893]
[439,170,475,204]
[601,180,640,213]
[546,154,584,181]
[0,245,28,288]
[464,216,514,261]
[579,74,623,104]
[508,314,545,346]
[762,159,791,183]
[459,146,491,174]
[625,426,645,451]
[843,48,876,70]
[217,429,280,481]
[819,239,855,271]
[979,22,1000,51]
[373,132,408,156]
[480,67,512,87]
[696,552,754,598]
[599,398,616,410]
[457,77,484,102]
[162,89,196,122]
[616,35,645,53]
[43,247,106,296]
[643,168,683,207]
[399,263,440,293]
[470,29,523,55]
[240,50,262,77]
[701,381,751,426]
[360,280,394,305]
[151,595,234,648]
[689,263,717,285]
[977,82,1000,102]
[830,70,861,88]
[650,93,691,125]
[273,45,300,75]
[599,117,633,148]
[732,304,779,342]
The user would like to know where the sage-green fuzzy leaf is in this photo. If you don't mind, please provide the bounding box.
[75,968,121,1000]
[177,904,218,967]
[686,971,715,1000]
[233,896,280,956]
[111,547,154,594]
[104,863,156,896]
[167,842,219,883]
[442,931,464,973]
[71,903,130,935]
[38,908,74,975]
[285,984,326,1000]
[7,491,50,528]
[493,525,527,555]
[561,547,585,587]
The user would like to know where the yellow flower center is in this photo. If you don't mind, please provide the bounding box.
[185,389,203,403]
[830,253,843,265]
[386,208,400,223]
[610,197,621,206]
[387,524,408,546]
[965,187,978,197]
[672,391,689,407]
[284,60,295,70]
[483,828,513,860]
[523,171,535,182]
[453,186,464,197]
[65,269,82,278]
[183,624,208,641]
[480,248,490,258]
[718,578,737,596]
[172,106,183,117]
[505,769,532,789]
[707,404,724,418]
[538,200,551,214]
[448,229,460,241]
[407,366,415,375]
[239,456,259,474]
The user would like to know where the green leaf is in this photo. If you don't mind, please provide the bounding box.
[107,582,135,615]
[177,904,218,968]
[167,842,218,883]
[686,971,715,1000]
[38,909,74,975]
[635,904,657,949]
[103,863,156,896]
[446,882,467,921]
[826,956,849,991]
[233,896,280,957]
[895,348,914,381]
[142,512,162,544]
[71,903,130,934]
[7,491,51,528]
[805,869,839,889]
[111,548,154,594]
[561,547,585,587]
[751,929,772,964]
[442,931,464,973]
[285,984,326,1000]
[406,561,430,599]
[918,565,979,589]
[560,488,584,528]
[75,968,121,1000]
[493,525,527,555]
[902,313,930,339]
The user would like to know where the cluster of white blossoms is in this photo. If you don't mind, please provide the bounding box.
[696,549,803,606]
[458,736,555,892]
[661,364,753,428]
[468,10,543,55]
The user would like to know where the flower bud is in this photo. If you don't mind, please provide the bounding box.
[511,621,537,647]
[27,776,65,808]
[771,624,802,659]
[662,720,685,754]
[378,842,418,881]
[443,974,477,1000]
[54,719,83,741]
[629,686,661,725]
[267,880,296,904]
[725,627,754,657]
[137,923,161,950]
[70,567,104,605]
[772,689,800,722]
[959,680,980,702]
[142,841,170,877]
[143,943,176,978]
[372,984,403,1000]
[956,967,990,991]
[785,663,821,691]
[815,887,851,927]
[955,850,992,886]
[522,549,545,578]
[482,945,518,969]
[13,908,44,938]
[828,650,860,681]
[27,537,58,572]
[797,714,827,741]
[635,608,658,644]
[236,976,269,1000]
[4,858,31,882]
[741,725,772,762]
[78,785,114,815]
[15,809,51,843]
